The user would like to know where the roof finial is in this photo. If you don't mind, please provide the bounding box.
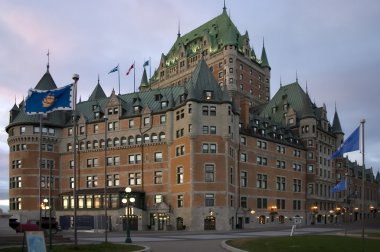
[280,75,282,87]
[335,101,337,112]
[98,74,100,84]
[46,49,50,71]
[296,70,298,83]
[177,20,181,38]
[306,80,308,94]
[223,0,226,11]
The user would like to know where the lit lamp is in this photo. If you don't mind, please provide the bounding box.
[311,206,318,215]
[121,187,135,243]
[41,198,50,217]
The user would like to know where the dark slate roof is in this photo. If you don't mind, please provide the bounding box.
[258,82,317,123]
[88,82,107,101]
[332,110,343,134]
[186,59,230,103]
[34,69,57,90]
[260,45,270,69]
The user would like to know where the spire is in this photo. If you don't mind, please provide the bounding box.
[280,76,282,87]
[296,70,298,83]
[260,38,270,69]
[139,68,149,90]
[46,49,50,72]
[88,78,107,101]
[332,104,344,134]
[305,80,308,94]
[177,20,181,38]
[223,0,226,12]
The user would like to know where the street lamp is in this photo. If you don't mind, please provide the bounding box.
[41,198,50,218]
[122,187,135,243]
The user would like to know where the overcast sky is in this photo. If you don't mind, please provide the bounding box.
[1,0,380,212]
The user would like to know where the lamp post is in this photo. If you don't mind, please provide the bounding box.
[41,198,50,218]
[311,205,318,225]
[122,187,135,243]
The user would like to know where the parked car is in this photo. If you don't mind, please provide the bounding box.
[9,217,61,233]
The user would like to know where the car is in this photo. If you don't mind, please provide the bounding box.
[9,217,61,233]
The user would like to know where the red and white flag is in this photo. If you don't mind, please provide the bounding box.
[126,63,134,75]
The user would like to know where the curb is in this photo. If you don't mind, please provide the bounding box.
[221,240,247,252]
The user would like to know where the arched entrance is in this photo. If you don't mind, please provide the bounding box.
[204,216,215,230]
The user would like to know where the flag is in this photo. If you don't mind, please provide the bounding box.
[143,60,149,67]
[331,180,346,193]
[126,63,134,75]
[329,126,360,160]
[108,65,119,74]
[25,84,74,114]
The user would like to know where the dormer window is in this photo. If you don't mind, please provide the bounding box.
[94,112,100,119]
[133,106,140,113]
[283,104,288,110]
[155,94,162,101]
[204,91,213,100]
[92,105,98,111]
[272,107,277,114]
[161,101,168,108]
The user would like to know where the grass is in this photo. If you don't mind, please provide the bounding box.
[0,242,145,252]
[226,235,380,252]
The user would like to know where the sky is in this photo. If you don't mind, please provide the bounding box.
[1,0,380,212]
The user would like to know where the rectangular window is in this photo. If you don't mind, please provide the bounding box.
[240,196,247,208]
[154,171,163,184]
[240,153,247,162]
[154,194,163,204]
[257,198,267,209]
[177,166,184,184]
[128,119,134,128]
[205,164,215,182]
[175,145,185,156]
[210,126,216,134]
[202,126,209,134]
[240,171,247,187]
[276,176,286,191]
[276,199,286,210]
[177,194,184,208]
[293,179,302,192]
[210,106,216,116]
[256,174,268,189]
[205,193,214,207]
[293,200,301,210]
[257,140,267,149]
[154,152,163,162]
[160,115,166,124]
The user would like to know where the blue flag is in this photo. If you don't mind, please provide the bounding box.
[25,84,74,114]
[331,179,346,193]
[108,65,119,74]
[329,126,360,160]
[143,60,149,67]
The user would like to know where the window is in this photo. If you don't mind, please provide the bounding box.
[210,106,216,116]
[202,125,209,134]
[69,160,74,169]
[240,196,247,208]
[128,119,134,128]
[128,173,142,185]
[175,145,185,156]
[12,160,22,169]
[9,176,22,188]
[240,136,246,145]
[205,193,214,207]
[176,109,184,120]
[210,126,216,134]
[257,198,267,209]
[204,91,213,100]
[293,163,302,171]
[257,140,267,149]
[143,117,150,126]
[87,158,99,167]
[293,149,301,157]
[202,143,216,153]
[293,200,301,210]
[202,106,208,116]
[176,128,184,138]
[79,126,85,135]
[107,156,120,166]
[257,174,268,189]
[154,171,163,184]
[128,154,141,164]
[20,126,26,135]
[154,152,163,162]
[240,153,247,162]
[293,179,302,192]
[154,194,163,204]
[240,171,247,187]
[160,115,166,124]
[86,176,98,188]
[93,124,99,133]
[257,156,267,165]
[277,145,285,153]
[276,176,286,191]
[276,199,286,210]
[177,167,184,184]
[276,160,286,169]
[308,165,314,173]
[205,164,215,182]
[177,195,184,208]
[69,177,74,189]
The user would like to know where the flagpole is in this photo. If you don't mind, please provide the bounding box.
[118,64,120,95]
[149,57,151,89]
[72,74,79,247]
[133,61,136,93]
[360,119,365,241]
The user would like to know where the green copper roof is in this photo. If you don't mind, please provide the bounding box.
[139,68,149,90]
[260,45,270,69]
[259,82,316,124]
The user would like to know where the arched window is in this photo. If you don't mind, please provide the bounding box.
[151,133,158,142]
[67,143,72,152]
[107,138,112,147]
[136,135,142,144]
[143,134,150,143]
[100,139,105,148]
[86,141,91,149]
[128,136,134,145]
[121,136,127,146]
[80,141,85,150]
[113,137,120,147]
[159,132,166,141]
[93,140,99,149]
